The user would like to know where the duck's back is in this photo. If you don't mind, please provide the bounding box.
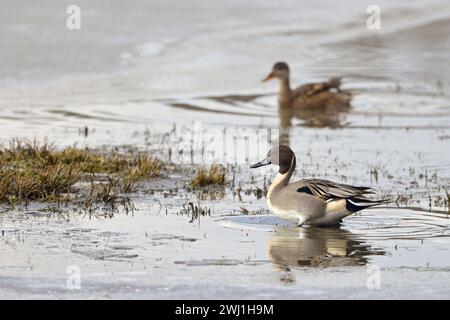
[291,77,351,109]
[292,90,352,110]
[292,78,339,97]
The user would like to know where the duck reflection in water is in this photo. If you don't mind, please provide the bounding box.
[268,226,383,269]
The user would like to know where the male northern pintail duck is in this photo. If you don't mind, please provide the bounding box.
[263,62,352,109]
[250,145,388,226]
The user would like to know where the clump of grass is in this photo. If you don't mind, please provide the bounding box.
[190,164,226,188]
[0,139,163,177]
[121,156,162,182]
[0,139,164,206]
[0,164,80,205]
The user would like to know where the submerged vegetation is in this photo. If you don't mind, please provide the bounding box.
[0,140,163,207]
[182,201,212,223]
[190,164,226,188]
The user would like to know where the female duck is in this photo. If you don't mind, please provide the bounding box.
[250,145,387,226]
[263,62,352,110]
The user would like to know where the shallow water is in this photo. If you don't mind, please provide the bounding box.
[222,208,450,268]
[1,0,450,298]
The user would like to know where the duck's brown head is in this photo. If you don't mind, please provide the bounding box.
[250,145,295,174]
[262,62,290,82]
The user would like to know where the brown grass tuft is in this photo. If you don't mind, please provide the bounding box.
[190,164,226,188]
[0,139,164,205]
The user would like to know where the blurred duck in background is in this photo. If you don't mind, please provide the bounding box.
[263,62,352,110]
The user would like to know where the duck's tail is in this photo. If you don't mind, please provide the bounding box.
[345,196,391,213]
[328,77,343,89]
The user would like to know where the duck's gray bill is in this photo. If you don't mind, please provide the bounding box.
[250,158,271,169]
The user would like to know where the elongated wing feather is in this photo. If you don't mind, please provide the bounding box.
[296,179,373,200]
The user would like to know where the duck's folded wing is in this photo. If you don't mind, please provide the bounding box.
[293,179,389,213]
[294,179,373,200]
[293,77,343,98]
[292,82,331,98]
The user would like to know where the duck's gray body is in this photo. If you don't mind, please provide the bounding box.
[252,146,387,226]
[267,175,375,226]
